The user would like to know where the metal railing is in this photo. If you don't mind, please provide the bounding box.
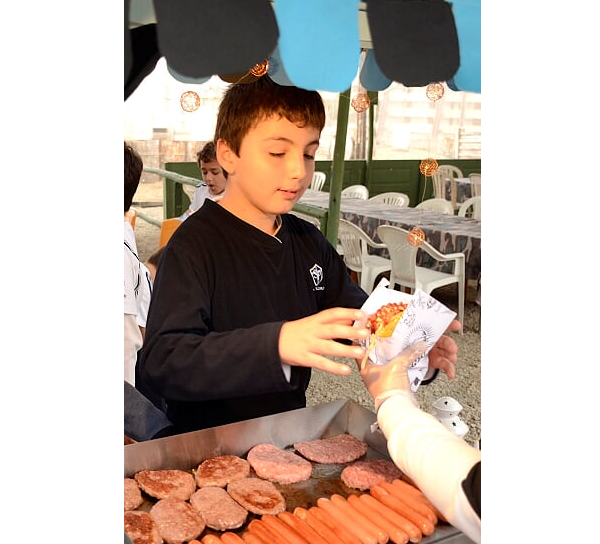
[134,167,200,227]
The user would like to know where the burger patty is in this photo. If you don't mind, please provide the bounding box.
[293,434,368,464]
[190,486,248,531]
[246,443,312,484]
[195,455,250,488]
[227,477,286,516]
[341,458,404,491]
[124,510,163,544]
[150,498,205,544]
[134,469,196,501]
[124,477,144,511]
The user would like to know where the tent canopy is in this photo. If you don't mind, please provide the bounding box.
[125,0,480,99]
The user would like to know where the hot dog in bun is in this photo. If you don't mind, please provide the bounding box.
[361,301,409,369]
[366,302,409,338]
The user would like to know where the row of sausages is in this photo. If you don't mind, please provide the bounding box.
[190,478,446,544]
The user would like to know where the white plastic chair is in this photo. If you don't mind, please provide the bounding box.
[376,224,465,332]
[469,173,481,197]
[368,192,410,207]
[289,210,321,229]
[310,171,326,191]
[337,219,392,294]
[458,196,481,219]
[438,164,464,179]
[415,198,454,215]
[430,171,446,201]
[437,165,463,212]
[341,184,369,200]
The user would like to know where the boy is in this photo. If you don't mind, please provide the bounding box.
[137,76,459,434]
[124,141,153,385]
[179,140,228,220]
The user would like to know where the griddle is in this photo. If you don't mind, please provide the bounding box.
[124,399,474,543]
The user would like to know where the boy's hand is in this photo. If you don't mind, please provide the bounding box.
[279,308,369,375]
[428,319,461,379]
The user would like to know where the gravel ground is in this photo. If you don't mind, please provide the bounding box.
[131,180,481,446]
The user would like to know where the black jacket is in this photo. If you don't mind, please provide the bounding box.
[137,200,367,433]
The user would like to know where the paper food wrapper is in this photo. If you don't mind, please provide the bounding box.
[358,278,457,391]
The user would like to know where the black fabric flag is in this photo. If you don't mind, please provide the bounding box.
[367,0,460,87]
[152,0,279,79]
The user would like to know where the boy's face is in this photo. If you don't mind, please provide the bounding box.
[200,159,228,196]
[218,115,320,222]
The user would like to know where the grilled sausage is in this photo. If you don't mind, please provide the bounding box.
[378,482,438,525]
[364,490,422,543]
[278,511,330,544]
[310,505,363,544]
[317,497,379,544]
[390,479,447,523]
[241,531,268,544]
[260,513,311,544]
[349,494,409,544]
[330,494,389,544]
[370,486,434,537]
[247,519,281,544]
[220,533,246,544]
[293,507,347,544]
[201,536,223,544]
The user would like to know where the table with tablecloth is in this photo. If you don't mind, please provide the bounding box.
[297,189,481,281]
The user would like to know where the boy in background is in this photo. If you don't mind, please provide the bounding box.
[124,142,152,384]
[124,142,173,443]
[138,75,460,434]
[179,140,228,220]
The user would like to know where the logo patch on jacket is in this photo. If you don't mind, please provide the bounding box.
[310,263,324,290]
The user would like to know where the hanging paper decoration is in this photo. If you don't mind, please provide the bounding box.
[250,59,270,77]
[419,158,438,176]
[180,90,201,112]
[351,92,371,113]
[426,82,444,101]
[407,226,426,247]
[268,45,295,86]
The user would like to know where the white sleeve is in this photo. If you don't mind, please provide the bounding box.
[124,313,142,386]
[136,262,153,327]
[124,248,138,316]
[377,394,481,544]
[190,184,207,211]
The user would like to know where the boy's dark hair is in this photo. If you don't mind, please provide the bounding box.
[124,142,143,213]
[147,245,165,269]
[196,141,228,179]
[196,141,217,164]
[214,75,326,156]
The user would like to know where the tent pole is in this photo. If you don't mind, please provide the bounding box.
[326,87,351,246]
[365,91,377,193]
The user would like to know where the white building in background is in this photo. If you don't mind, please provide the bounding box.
[125,58,480,162]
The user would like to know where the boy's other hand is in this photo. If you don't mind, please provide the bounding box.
[279,308,369,375]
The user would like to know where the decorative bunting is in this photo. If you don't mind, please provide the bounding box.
[449,0,481,93]
[167,65,210,85]
[359,49,392,92]
[273,0,361,92]
[367,0,459,87]
[153,0,278,79]
[125,1,480,98]
[268,45,295,86]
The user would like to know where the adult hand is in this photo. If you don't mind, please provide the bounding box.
[359,341,427,406]
[428,319,461,379]
[279,308,369,375]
